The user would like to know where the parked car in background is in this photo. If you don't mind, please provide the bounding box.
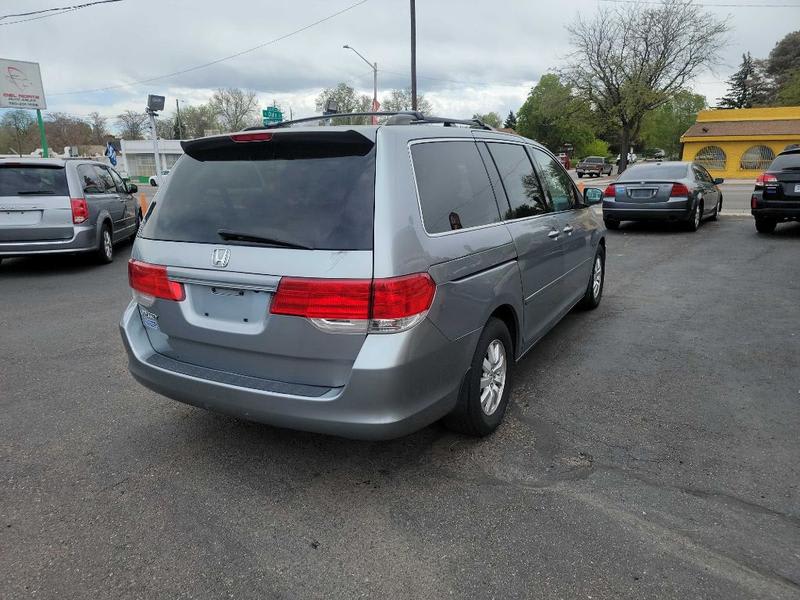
[576,156,613,178]
[121,113,607,440]
[751,147,800,233]
[0,158,140,265]
[149,169,171,186]
[602,161,723,232]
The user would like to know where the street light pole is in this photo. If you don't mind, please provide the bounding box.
[410,0,417,112]
[343,44,378,109]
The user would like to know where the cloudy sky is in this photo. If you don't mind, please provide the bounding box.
[2,0,799,128]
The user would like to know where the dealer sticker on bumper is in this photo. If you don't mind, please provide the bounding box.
[139,307,160,330]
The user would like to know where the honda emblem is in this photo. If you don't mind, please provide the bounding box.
[211,248,231,268]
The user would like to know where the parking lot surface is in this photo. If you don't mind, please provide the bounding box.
[1,217,798,599]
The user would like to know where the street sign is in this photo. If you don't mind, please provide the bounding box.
[0,58,46,109]
[263,106,283,125]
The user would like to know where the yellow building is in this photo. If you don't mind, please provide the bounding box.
[681,106,800,179]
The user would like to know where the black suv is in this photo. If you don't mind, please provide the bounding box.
[751,147,800,233]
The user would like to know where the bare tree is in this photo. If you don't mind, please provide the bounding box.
[211,88,259,132]
[44,113,93,152]
[116,110,148,139]
[179,103,219,138]
[87,111,110,145]
[560,0,729,172]
[1,110,35,155]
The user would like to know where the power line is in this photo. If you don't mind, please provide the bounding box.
[50,0,370,96]
[0,0,122,26]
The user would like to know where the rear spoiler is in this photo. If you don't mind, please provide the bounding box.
[181,129,375,162]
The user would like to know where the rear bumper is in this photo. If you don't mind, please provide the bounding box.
[752,204,800,220]
[603,198,691,221]
[0,225,97,256]
[120,301,477,440]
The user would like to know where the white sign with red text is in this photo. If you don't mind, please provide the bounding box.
[0,58,46,109]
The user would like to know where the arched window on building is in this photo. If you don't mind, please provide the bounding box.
[694,146,726,171]
[740,145,775,170]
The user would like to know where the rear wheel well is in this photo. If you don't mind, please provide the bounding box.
[490,305,519,359]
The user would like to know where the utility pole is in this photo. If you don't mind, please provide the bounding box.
[410,0,417,112]
[175,99,184,139]
[146,94,165,185]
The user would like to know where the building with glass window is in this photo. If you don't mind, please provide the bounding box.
[681,106,800,179]
[119,139,185,183]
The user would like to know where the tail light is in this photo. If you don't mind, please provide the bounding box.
[603,184,616,198]
[70,197,88,224]
[271,273,436,333]
[751,195,758,209]
[756,172,777,186]
[670,183,690,197]
[128,259,185,305]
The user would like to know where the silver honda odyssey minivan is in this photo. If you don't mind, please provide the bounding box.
[120,113,606,440]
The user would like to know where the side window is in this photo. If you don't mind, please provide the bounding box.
[698,166,714,184]
[486,142,550,219]
[94,166,116,192]
[530,148,579,211]
[108,168,126,193]
[77,164,104,194]
[411,141,501,234]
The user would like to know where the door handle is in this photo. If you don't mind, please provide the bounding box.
[548,230,560,239]
[563,225,574,234]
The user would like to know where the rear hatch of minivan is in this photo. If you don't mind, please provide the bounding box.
[0,162,74,242]
[131,129,378,390]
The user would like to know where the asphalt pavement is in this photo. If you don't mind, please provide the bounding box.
[1,217,798,599]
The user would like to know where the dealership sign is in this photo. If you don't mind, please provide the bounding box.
[0,58,46,109]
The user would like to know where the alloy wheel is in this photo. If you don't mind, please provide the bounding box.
[480,340,507,416]
[592,256,603,299]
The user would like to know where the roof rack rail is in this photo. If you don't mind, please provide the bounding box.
[244,111,494,131]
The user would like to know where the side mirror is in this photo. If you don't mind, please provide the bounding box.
[713,177,724,185]
[584,187,603,205]
[127,183,138,194]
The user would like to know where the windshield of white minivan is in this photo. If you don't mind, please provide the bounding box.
[139,134,376,250]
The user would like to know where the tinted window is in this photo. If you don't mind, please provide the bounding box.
[769,152,800,171]
[0,165,68,196]
[77,165,104,194]
[692,166,713,184]
[412,141,501,233]
[95,166,116,192]
[109,168,126,192]
[140,135,375,250]
[487,143,550,219]
[618,164,689,181]
[530,148,577,212]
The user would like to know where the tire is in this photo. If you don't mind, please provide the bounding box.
[604,218,620,230]
[755,218,777,234]
[685,201,703,232]
[577,173,583,179]
[150,178,157,187]
[131,210,142,241]
[578,246,605,310]
[443,317,514,437]
[96,223,113,264]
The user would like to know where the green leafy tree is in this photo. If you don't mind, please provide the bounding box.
[640,91,706,158]
[503,111,517,129]
[179,104,219,139]
[381,88,432,114]
[718,53,772,109]
[473,112,502,128]
[560,1,729,172]
[766,30,800,88]
[516,74,595,156]
[1,109,36,155]
[580,139,610,160]
[776,68,800,106]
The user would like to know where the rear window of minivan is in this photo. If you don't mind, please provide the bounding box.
[0,164,68,196]
[140,133,376,250]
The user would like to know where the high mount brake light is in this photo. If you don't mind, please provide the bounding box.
[270,273,436,334]
[670,183,690,197]
[230,132,273,143]
[70,197,88,224]
[128,260,185,304]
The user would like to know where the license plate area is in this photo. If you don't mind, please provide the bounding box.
[628,188,656,199]
[0,210,42,226]
[185,284,270,331]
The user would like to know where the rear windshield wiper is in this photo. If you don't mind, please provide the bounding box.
[217,228,313,250]
[16,190,56,195]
